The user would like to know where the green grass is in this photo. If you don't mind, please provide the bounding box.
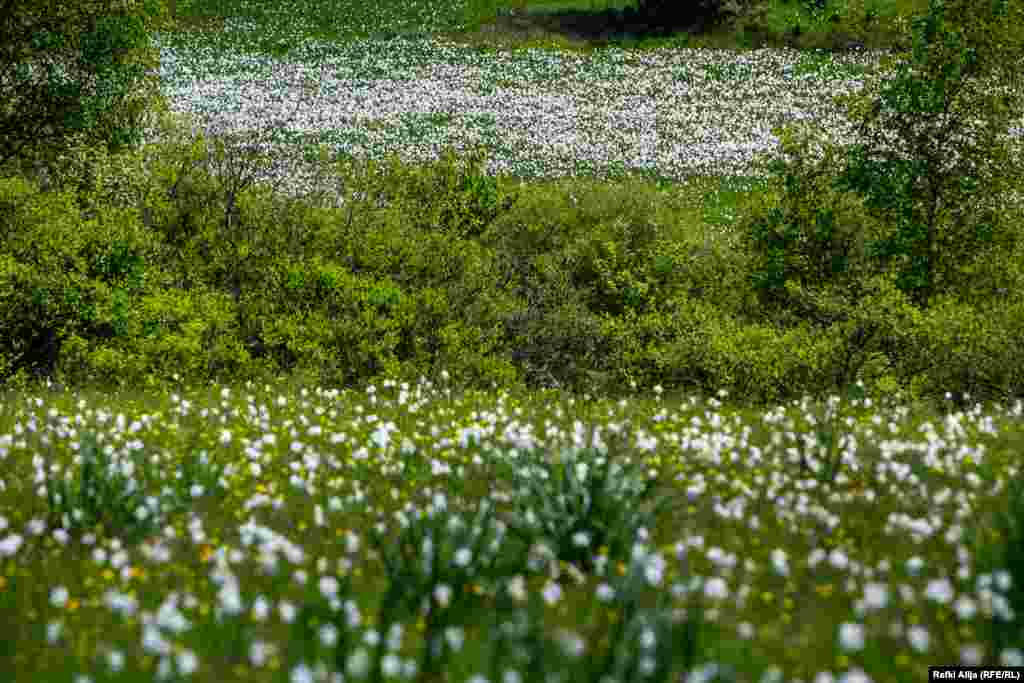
[3,0,1024,680]
[3,377,1024,682]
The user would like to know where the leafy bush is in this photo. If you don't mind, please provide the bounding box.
[894,294,1024,407]
[0,96,536,396]
[54,284,257,392]
[652,300,854,405]
[739,124,887,328]
[0,159,263,393]
[479,179,710,391]
[736,0,1024,404]
[344,144,522,242]
[134,125,525,392]
[222,192,523,392]
[0,172,157,384]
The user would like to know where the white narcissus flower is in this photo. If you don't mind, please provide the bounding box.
[433,583,452,609]
[542,580,562,606]
[703,577,729,600]
[838,622,865,652]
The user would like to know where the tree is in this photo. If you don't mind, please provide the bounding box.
[0,0,175,190]
[833,0,1024,307]
[739,0,1024,399]
[746,0,1024,314]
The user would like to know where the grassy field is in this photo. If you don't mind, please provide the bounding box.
[3,376,1024,682]
[3,0,1024,681]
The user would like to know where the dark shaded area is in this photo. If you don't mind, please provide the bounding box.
[491,3,722,45]
[452,2,911,54]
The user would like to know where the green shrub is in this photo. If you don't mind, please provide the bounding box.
[895,294,1024,407]
[736,0,1024,404]
[739,124,889,328]
[593,266,920,407]
[0,53,537,395]
[211,180,521,392]
[0,173,158,383]
[110,120,524,392]
[356,144,522,242]
[0,150,265,394]
[476,176,808,397]
[654,300,836,406]
[54,284,258,393]
[477,180,690,389]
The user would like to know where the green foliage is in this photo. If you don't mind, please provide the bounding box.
[1,105,177,227]
[666,303,842,404]
[165,447,229,505]
[0,164,257,394]
[594,266,918,406]
[43,430,178,546]
[0,96,533,396]
[738,124,928,393]
[0,172,151,382]
[156,114,523,389]
[4,0,1023,407]
[343,144,521,242]
[481,525,707,682]
[0,0,173,186]
[738,0,1024,405]
[55,285,257,393]
[740,124,886,327]
[284,567,358,676]
[479,179,703,391]
[253,262,418,385]
[833,0,1024,307]
[366,496,516,679]
[500,442,673,573]
[895,293,1024,406]
[225,195,521,392]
